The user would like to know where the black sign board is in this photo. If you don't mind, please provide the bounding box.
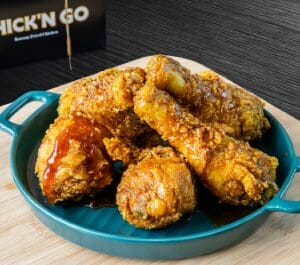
[0,0,106,67]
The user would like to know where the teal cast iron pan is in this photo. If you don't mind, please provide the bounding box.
[1,91,300,260]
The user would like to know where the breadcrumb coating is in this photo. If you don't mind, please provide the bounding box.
[133,82,278,206]
[116,146,196,229]
[146,55,270,141]
[58,67,149,142]
[35,115,112,203]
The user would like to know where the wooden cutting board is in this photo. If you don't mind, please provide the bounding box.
[0,56,299,265]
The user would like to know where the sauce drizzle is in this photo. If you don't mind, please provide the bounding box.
[43,116,108,203]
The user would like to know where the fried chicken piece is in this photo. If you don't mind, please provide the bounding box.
[116,146,197,229]
[133,82,278,206]
[58,67,150,142]
[35,115,112,203]
[146,55,270,141]
[103,137,140,165]
[103,130,166,166]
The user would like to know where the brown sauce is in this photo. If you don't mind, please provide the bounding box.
[43,116,106,203]
[60,176,256,227]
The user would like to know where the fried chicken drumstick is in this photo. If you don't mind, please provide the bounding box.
[116,146,197,229]
[146,55,270,141]
[133,82,278,206]
[58,67,151,142]
[104,138,196,229]
[35,115,112,203]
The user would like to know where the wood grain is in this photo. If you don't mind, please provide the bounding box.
[0,56,300,265]
[0,0,299,119]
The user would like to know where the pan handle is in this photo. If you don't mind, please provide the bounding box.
[0,91,59,136]
[266,156,300,213]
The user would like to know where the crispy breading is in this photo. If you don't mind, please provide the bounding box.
[133,82,278,206]
[36,67,162,204]
[146,55,270,141]
[58,67,149,141]
[35,115,112,203]
[116,146,196,229]
[103,137,140,165]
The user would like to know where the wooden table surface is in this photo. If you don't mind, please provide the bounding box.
[0,56,300,265]
[0,0,299,119]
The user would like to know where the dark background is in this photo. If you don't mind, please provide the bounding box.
[0,0,299,119]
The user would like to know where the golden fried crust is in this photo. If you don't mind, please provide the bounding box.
[58,67,148,142]
[146,54,194,92]
[103,128,166,166]
[133,82,278,206]
[35,115,112,203]
[112,67,145,109]
[203,141,278,205]
[103,137,140,165]
[197,70,270,140]
[116,146,196,229]
[146,55,270,141]
[58,68,120,115]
